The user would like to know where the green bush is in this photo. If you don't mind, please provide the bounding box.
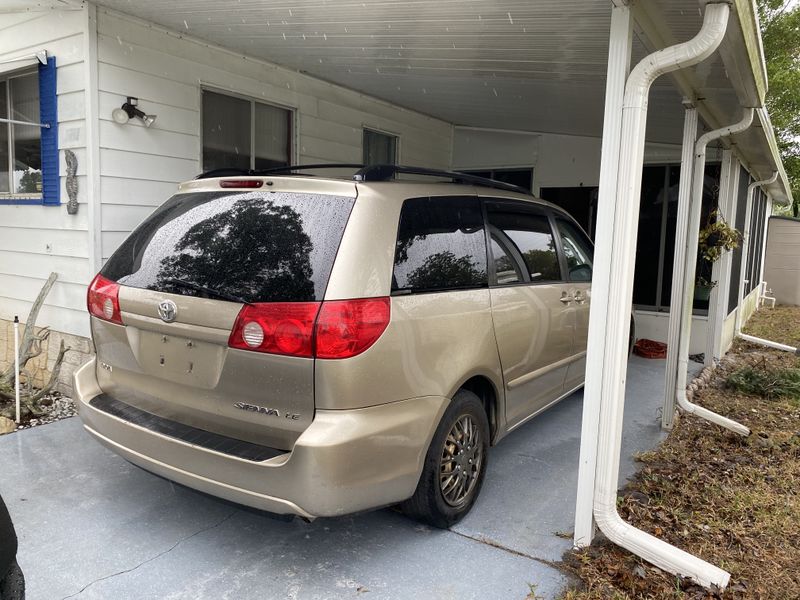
[726,366,800,401]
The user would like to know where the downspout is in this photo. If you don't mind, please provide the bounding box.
[734,171,778,335]
[674,108,754,437]
[593,2,733,589]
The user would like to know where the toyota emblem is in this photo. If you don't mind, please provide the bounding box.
[157,299,178,323]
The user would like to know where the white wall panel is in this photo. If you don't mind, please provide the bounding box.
[0,10,91,338]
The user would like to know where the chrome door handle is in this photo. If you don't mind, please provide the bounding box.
[573,291,587,304]
[559,292,573,304]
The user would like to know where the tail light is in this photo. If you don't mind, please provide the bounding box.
[229,302,320,358]
[315,298,391,359]
[87,274,122,325]
[228,297,390,359]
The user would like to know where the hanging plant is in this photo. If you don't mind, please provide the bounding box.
[698,209,742,263]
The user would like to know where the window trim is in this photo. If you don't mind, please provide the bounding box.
[554,215,594,283]
[0,56,59,206]
[199,85,296,171]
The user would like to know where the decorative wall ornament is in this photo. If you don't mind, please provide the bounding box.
[65,149,78,215]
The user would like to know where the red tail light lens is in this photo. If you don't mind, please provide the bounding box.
[87,274,122,325]
[228,302,321,357]
[315,297,391,359]
[228,297,391,359]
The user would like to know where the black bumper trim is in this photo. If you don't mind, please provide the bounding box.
[89,394,286,462]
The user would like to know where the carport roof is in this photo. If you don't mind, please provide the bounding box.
[11,0,792,203]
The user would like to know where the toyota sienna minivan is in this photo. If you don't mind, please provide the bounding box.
[74,164,597,528]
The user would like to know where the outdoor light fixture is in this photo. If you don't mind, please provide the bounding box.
[111,97,157,127]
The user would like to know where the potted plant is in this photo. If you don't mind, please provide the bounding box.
[695,209,742,301]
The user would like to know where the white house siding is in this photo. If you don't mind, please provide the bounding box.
[0,9,92,339]
[95,9,453,262]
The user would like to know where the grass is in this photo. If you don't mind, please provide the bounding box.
[560,305,800,600]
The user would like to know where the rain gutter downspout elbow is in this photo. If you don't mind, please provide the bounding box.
[593,2,734,590]
[674,107,754,438]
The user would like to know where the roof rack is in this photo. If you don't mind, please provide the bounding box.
[195,163,530,195]
[353,164,530,194]
[195,164,365,180]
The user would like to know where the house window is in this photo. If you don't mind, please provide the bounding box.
[202,89,292,172]
[0,57,57,205]
[632,163,720,314]
[363,128,397,166]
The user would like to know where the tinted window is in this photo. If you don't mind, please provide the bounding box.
[556,219,593,281]
[490,236,523,285]
[487,206,562,282]
[102,191,355,303]
[393,196,487,293]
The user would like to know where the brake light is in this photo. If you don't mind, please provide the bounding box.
[229,302,320,357]
[220,179,263,189]
[315,297,391,359]
[228,297,390,359]
[87,274,122,325]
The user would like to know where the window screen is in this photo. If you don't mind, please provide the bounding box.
[392,196,487,293]
[202,89,291,173]
[486,206,561,282]
[0,70,41,196]
[363,129,397,166]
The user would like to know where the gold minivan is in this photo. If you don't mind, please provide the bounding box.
[74,165,596,528]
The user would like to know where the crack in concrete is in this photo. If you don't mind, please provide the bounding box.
[448,529,564,570]
[61,510,238,599]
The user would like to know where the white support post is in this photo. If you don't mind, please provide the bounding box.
[673,109,753,437]
[576,2,738,589]
[662,102,698,431]
[705,150,737,366]
[573,0,632,549]
[14,316,20,424]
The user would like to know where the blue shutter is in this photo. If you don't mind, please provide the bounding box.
[39,56,59,205]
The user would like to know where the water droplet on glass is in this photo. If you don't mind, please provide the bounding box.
[183,19,189,29]
[493,88,498,97]
[507,12,513,24]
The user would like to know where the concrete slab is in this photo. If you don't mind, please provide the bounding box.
[0,356,699,600]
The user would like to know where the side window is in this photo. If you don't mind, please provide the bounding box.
[393,196,487,294]
[489,236,523,285]
[556,219,593,282]
[486,204,562,282]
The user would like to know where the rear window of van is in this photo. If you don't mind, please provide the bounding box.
[102,191,355,303]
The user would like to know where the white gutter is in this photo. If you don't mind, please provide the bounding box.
[592,2,733,589]
[673,108,754,438]
[734,171,778,334]
[738,332,799,354]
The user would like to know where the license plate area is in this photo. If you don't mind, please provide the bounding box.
[137,329,225,389]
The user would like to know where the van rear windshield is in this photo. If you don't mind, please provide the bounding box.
[101,191,355,303]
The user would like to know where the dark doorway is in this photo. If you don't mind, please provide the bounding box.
[539,186,598,238]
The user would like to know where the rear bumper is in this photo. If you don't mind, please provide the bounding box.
[74,358,448,518]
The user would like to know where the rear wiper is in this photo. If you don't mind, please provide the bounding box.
[163,279,248,304]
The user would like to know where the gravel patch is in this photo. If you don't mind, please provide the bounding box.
[3,392,77,433]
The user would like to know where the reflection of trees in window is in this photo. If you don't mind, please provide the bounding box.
[522,247,560,281]
[155,196,315,302]
[405,251,485,290]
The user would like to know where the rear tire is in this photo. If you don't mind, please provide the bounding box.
[0,560,25,600]
[401,389,489,529]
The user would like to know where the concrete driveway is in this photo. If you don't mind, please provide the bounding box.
[0,356,698,600]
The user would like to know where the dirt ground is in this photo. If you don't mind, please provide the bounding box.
[560,305,800,600]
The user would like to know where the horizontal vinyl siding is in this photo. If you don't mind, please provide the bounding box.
[96,8,453,260]
[0,9,92,338]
